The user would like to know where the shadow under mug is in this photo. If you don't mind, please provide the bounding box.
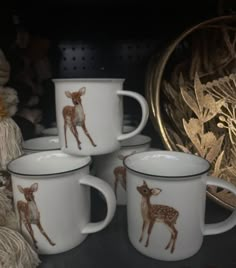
[93,134,152,205]
[53,78,149,156]
[123,150,236,261]
[7,150,116,255]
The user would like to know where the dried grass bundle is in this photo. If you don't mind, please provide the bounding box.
[0,227,41,268]
[0,189,18,230]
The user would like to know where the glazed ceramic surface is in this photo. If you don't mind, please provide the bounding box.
[23,136,60,153]
[41,127,58,136]
[122,125,135,133]
[93,134,151,205]
[53,79,149,156]
[7,150,116,255]
[124,150,236,261]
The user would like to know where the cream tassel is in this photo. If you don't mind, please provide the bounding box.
[0,190,18,230]
[0,117,23,170]
[0,226,41,268]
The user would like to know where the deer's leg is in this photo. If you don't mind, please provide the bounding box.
[164,226,173,251]
[170,225,178,253]
[18,210,23,232]
[120,174,127,191]
[165,222,178,253]
[24,221,38,249]
[64,122,68,148]
[113,175,118,198]
[70,125,81,149]
[81,122,97,147]
[139,219,148,243]
[36,221,55,246]
[145,220,155,247]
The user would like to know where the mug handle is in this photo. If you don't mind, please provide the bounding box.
[116,90,149,141]
[79,175,116,234]
[204,176,236,235]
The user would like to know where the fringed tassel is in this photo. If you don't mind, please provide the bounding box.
[0,118,23,170]
[0,226,41,268]
[0,190,18,230]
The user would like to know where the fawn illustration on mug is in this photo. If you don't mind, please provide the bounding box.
[62,87,97,149]
[113,151,136,197]
[137,181,179,253]
[17,183,56,249]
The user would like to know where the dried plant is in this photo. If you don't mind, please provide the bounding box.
[163,72,236,208]
[179,74,225,162]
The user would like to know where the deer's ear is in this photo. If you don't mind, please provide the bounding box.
[31,183,38,192]
[143,180,147,186]
[65,91,72,98]
[151,188,161,196]
[79,87,86,95]
[17,185,24,193]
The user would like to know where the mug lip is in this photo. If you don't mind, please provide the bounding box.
[7,150,92,177]
[23,148,59,153]
[123,150,211,179]
[121,134,151,148]
[52,78,125,83]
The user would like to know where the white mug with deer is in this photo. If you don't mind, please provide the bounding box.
[53,78,149,156]
[7,150,116,255]
[93,134,151,205]
[124,150,236,261]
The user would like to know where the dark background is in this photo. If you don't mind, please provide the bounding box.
[0,1,221,42]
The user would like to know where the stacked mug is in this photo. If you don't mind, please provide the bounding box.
[7,78,150,255]
[93,134,152,205]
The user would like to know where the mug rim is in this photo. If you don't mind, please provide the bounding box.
[123,150,211,179]
[52,78,125,83]
[7,150,92,177]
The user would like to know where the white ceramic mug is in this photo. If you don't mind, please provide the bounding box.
[123,150,236,261]
[53,78,149,156]
[7,150,116,255]
[93,134,151,205]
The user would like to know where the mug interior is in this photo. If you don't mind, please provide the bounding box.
[7,150,91,176]
[124,150,210,178]
[121,134,151,147]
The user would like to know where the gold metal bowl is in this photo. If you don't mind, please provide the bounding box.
[146,15,236,210]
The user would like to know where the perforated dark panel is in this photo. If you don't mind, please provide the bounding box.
[57,40,159,80]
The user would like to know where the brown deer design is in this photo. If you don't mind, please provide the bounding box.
[17,183,55,249]
[137,181,179,253]
[113,152,136,197]
[63,87,96,149]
